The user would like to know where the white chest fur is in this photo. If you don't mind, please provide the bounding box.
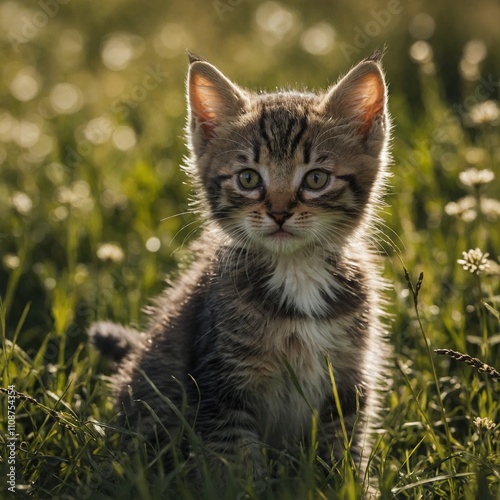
[266,252,342,317]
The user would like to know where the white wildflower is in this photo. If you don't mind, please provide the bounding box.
[480,197,500,220]
[457,248,490,274]
[444,195,477,222]
[459,167,495,188]
[473,416,495,430]
[461,209,478,223]
[56,180,94,212]
[56,185,78,205]
[485,259,500,277]
[3,254,20,270]
[12,191,33,214]
[468,100,500,126]
[97,242,124,263]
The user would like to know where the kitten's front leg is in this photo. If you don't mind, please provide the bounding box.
[318,405,378,500]
[317,392,362,469]
[195,387,265,486]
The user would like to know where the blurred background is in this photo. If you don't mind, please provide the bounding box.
[1,0,499,355]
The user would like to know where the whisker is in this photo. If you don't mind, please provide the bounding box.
[160,210,194,222]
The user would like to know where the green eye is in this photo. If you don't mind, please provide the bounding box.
[303,170,330,190]
[238,169,262,190]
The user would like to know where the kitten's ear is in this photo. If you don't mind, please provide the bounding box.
[320,59,387,140]
[188,60,248,140]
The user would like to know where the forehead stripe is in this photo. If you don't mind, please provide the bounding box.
[259,109,272,153]
[290,115,308,156]
[302,140,312,165]
[252,140,260,163]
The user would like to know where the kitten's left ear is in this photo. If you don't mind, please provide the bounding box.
[188,59,248,141]
[320,59,387,140]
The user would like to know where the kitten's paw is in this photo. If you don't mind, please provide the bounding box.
[89,321,142,362]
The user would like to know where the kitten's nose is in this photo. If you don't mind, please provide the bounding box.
[267,210,293,227]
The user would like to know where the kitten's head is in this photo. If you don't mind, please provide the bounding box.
[185,52,390,254]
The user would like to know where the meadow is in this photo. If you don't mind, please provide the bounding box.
[1,0,500,498]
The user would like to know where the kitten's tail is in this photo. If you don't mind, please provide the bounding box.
[89,321,142,363]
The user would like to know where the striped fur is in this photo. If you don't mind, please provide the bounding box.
[90,53,391,492]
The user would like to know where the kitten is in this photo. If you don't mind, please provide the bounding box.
[90,51,391,491]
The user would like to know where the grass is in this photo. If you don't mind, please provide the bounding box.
[1,7,500,498]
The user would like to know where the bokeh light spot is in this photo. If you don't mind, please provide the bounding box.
[463,39,487,65]
[10,67,40,102]
[112,125,137,151]
[101,32,144,71]
[14,121,41,148]
[409,40,433,64]
[84,116,114,144]
[146,237,161,252]
[408,13,436,40]
[301,23,335,55]
[50,83,83,114]
[255,2,296,45]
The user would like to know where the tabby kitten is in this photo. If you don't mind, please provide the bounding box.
[91,51,391,489]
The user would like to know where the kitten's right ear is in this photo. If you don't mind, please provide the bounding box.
[188,60,248,140]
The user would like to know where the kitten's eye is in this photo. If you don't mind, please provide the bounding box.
[238,169,262,190]
[303,170,330,190]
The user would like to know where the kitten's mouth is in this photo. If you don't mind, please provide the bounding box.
[269,228,294,239]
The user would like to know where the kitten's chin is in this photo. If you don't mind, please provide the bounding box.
[258,230,309,254]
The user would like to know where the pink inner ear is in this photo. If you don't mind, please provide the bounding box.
[355,73,385,136]
[190,74,221,137]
